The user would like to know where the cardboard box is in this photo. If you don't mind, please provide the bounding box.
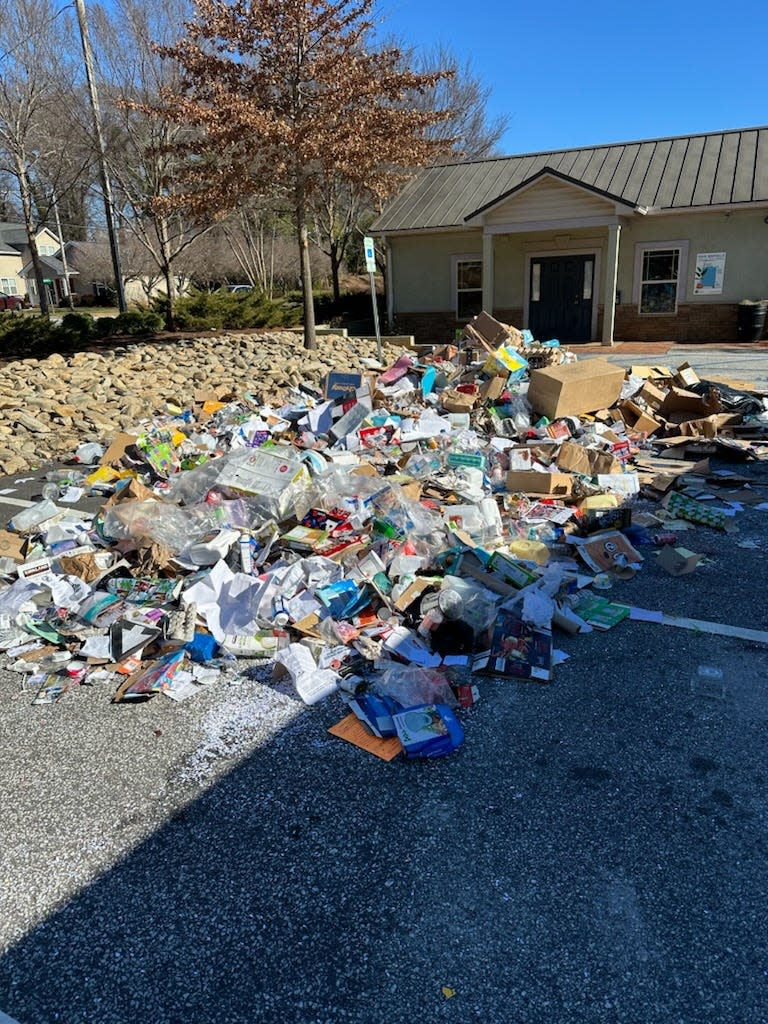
[555,441,621,476]
[527,359,625,419]
[674,362,701,389]
[639,380,667,410]
[506,471,573,497]
[656,545,703,576]
[479,376,507,403]
[462,311,522,351]
[618,400,662,436]
[324,370,363,401]
[659,386,722,420]
[441,387,478,413]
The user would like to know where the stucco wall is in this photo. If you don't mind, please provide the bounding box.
[387,207,768,325]
[390,231,482,312]
[615,209,768,304]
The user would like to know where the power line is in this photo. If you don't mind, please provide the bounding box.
[0,3,74,64]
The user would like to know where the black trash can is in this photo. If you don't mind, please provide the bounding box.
[736,300,768,342]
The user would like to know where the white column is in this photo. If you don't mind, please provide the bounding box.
[482,232,494,314]
[602,222,621,346]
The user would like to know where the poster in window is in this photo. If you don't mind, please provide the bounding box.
[694,252,725,295]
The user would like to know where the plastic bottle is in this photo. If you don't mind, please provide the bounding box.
[690,664,725,700]
[9,499,58,533]
[479,497,504,544]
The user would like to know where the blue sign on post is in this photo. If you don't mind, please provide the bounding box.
[362,236,382,361]
[363,236,376,273]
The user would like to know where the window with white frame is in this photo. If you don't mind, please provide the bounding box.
[452,255,482,320]
[38,244,57,256]
[634,240,688,314]
[0,277,17,294]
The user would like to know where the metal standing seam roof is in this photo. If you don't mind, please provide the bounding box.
[372,126,768,233]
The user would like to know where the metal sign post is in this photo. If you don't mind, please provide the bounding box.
[363,235,382,363]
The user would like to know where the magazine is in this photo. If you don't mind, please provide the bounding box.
[480,611,552,681]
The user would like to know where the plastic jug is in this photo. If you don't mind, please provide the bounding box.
[509,538,550,565]
[9,499,58,534]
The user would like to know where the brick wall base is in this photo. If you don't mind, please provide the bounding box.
[613,303,742,343]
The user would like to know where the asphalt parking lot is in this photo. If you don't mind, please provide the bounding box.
[0,347,767,1024]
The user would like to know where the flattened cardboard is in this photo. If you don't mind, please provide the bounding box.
[527,359,625,419]
[393,577,436,612]
[479,376,507,403]
[506,471,573,497]
[100,432,138,466]
[574,529,643,575]
[328,713,402,761]
[672,413,743,439]
[0,530,26,563]
[291,613,324,639]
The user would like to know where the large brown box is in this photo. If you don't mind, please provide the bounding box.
[527,359,625,419]
[506,471,573,497]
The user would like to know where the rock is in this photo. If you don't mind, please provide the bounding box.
[1,456,29,474]
[15,412,50,433]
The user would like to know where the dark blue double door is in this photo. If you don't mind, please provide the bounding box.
[529,254,594,342]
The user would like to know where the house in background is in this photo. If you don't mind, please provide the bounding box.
[20,253,77,306]
[62,239,191,306]
[372,126,768,345]
[0,221,63,304]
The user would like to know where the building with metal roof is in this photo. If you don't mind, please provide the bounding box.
[372,127,768,344]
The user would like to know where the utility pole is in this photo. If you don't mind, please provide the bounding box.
[73,0,127,313]
[52,191,74,309]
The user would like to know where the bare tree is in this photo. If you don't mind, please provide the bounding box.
[310,179,362,304]
[0,0,80,314]
[413,44,510,160]
[221,202,283,298]
[92,0,213,327]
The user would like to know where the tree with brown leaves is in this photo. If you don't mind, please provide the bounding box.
[148,0,454,349]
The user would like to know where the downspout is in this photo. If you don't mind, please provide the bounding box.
[384,237,394,332]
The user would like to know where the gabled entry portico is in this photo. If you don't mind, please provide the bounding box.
[467,169,641,345]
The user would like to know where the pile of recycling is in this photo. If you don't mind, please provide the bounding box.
[1,310,767,760]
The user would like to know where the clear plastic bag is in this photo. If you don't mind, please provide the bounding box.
[169,447,313,522]
[439,575,498,638]
[374,665,457,708]
[102,500,211,553]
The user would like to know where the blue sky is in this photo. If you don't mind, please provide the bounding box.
[379,0,768,156]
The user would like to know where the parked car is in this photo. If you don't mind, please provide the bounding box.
[0,291,24,311]
[225,284,254,294]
